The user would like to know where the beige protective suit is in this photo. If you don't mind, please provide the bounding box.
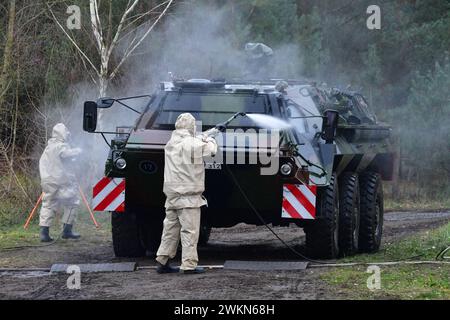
[39,123,82,227]
[156,113,218,271]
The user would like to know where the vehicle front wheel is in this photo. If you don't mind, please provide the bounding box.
[111,210,145,257]
[198,225,212,246]
[137,208,165,257]
[304,174,339,259]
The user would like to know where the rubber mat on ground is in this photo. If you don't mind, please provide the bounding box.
[50,262,137,273]
[223,260,309,271]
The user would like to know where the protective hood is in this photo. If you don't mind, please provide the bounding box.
[175,113,196,136]
[52,123,70,142]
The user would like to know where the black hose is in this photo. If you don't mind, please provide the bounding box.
[0,234,61,252]
[225,165,435,265]
[436,246,450,260]
[224,164,332,264]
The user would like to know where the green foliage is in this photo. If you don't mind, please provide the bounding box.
[0,174,41,227]
[297,6,330,78]
[394,57,450,190]
[360,44,383,106]
[242,0,299,46]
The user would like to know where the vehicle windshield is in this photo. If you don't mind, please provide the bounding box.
[146,91,269,129]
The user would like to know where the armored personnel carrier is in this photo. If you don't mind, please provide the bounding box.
[83,79,394,259]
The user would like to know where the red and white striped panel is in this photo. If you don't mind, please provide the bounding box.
[281,184,317,219]
[92,177,125,212]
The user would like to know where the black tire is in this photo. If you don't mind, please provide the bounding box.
[138,222,163,257]
[137,208,165,257]
[338,172,360,256]
[304,174,339,259]
[198,225,212,246]
[111,210,145,257]
[359,172,384,253]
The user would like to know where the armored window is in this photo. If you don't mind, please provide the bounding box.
[148,92,269,129]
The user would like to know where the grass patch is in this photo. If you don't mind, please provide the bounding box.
[321,222,450,299]
[0,224,41,250]
[385,198,450,212]
[384,181,450,212]
[321,264,449,299]
[0,210,111,250]
[340,221,450,263]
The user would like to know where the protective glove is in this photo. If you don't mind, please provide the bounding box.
[215,123,227,132]
[201,128,220,140]
[61,146,82,159]
[69,147,82,159]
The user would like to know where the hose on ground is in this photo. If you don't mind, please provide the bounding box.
[0,234,62,252]
[225,164,332,264]
[0,206,77,252]
[436,246,450,260]
[224,164,448,265]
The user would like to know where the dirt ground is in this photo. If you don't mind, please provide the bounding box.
[0,211,449,300]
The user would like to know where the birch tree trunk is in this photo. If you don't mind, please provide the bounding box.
[49,0,174,130]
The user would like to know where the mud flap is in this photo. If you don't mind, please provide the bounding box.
[281,184,317,219]
[92,177,125,212]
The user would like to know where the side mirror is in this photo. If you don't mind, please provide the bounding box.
[83,101,98,132]
[286,107,292,118]
[97,97,115,108]
[321,110,339,144]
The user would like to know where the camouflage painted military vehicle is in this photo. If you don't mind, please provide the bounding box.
[83,79,394,259]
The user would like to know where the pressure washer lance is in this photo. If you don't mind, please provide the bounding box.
[202,112,247,137]
[216,112,247,132]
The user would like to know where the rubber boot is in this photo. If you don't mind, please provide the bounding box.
[62,224,81,239]
[40,226,53,242]
[156,262,180,274]
[180,267,205,275]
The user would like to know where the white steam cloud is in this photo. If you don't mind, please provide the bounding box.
[39,1,305,195]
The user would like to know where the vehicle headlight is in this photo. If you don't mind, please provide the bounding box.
[115,158,127,170]
[280,163,293,176]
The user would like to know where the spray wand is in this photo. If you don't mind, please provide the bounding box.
[202,112,247,138]
[215,112,247,132]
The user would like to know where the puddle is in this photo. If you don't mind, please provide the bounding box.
[0,271,50,279]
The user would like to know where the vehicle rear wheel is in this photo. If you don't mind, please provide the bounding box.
[304,174,339,259]
[359,172,384,253]
[111,210,145,257]
[198,225,212,246]
[338,172,360,256]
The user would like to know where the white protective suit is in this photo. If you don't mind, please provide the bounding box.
[156,113,218,271]
[39,123,82,227]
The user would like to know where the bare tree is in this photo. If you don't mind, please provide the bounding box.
[47,0,174,98]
